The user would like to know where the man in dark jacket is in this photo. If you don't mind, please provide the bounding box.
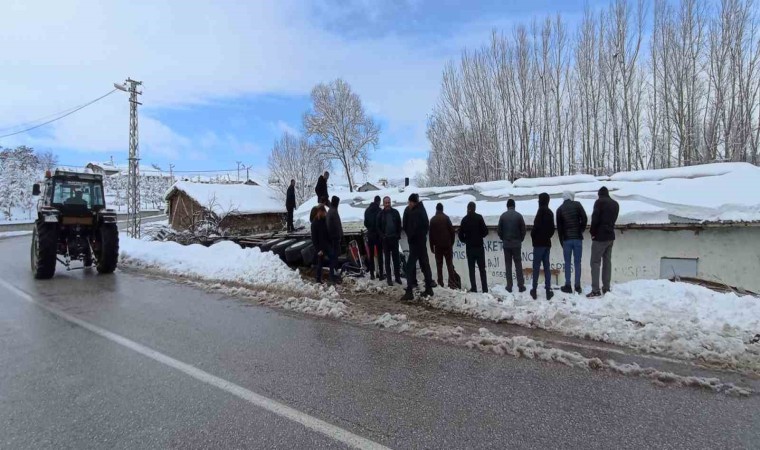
[429,203,456,288]
[458,202,489,293]
[364,196,383,280]
[497,199,526,293]
[315,171,329,201]
[401,194,434,301]
[377,196,402,286]
[556,191,588,294]
[309,196,329,223]
[530,192,555,300]
[286,179,296,232]
[588,186,620,298]
[325,196,343,284]
[310,205,330,283]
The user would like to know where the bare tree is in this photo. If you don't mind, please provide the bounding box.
[303,79,380,192]
[267,132,327,206]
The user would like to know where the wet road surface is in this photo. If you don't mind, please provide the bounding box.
[1,235,758,449]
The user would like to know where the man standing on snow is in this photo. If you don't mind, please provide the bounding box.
[315,171,329,202]
[326,195,343,284]
[497,199,526,293]
[530,192,555,300]
[364,195,384,280]
[377,196,402,286]
[310,205,330,284]
[556,191,588,294]
[286,179,296,232]
[401,193,434,301]
[429,203,456,288]
[458,202,489,293]
[588,186,620,298]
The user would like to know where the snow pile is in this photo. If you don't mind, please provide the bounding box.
[166,181,285,216]
[0,231,31,238]
[295,162,760,226]
[119,235,321,297]
[425,280,760,371]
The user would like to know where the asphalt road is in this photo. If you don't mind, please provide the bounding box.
[1,234,758,449]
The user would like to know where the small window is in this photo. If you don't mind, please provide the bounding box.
[660,257,698,279]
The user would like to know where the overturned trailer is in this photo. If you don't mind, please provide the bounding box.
[293,163,760,293]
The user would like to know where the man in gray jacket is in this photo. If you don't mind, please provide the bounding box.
[497,199,527,293]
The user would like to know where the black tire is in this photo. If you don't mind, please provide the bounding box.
[259,238,284,252]
[285,240,311,265]
[271,239,297,257]
[96,225,119,274]
[31,223,58,279]
[300,244,316,267]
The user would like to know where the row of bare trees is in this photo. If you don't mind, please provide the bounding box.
[269,78,380,203]
[426,0,760,185]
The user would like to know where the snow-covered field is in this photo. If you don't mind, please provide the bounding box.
[117,235,760,373]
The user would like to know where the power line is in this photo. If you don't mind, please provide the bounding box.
[0,89,119,140]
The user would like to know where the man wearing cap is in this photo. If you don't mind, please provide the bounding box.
[556,191,588,294]
[401,193,434,300]
[588,187,619,298]
[497,198,527,293]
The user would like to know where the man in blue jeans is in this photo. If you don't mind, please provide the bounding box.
[530,193,555,300]
[556,191,588,294]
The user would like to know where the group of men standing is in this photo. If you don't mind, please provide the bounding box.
[362,187,619,300]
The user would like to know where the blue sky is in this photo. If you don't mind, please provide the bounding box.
[0,0,607,184]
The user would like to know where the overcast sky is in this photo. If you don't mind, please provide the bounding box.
[0,0,604,184]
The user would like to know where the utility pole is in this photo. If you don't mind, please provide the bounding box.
[245,164,252,182]
[169,163,175,183]
[236,161,242,182]
[114,78,143,238]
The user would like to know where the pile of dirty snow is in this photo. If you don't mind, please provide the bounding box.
[424,280,760,371]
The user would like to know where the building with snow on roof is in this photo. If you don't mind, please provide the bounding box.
[165,181,285,235]
[294,162,760,292]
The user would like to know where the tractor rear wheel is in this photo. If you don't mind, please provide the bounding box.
[96,225,119,274]
[31,223,58,279]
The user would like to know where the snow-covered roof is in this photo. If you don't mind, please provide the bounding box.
[294,163,760,227]
[166,181,285,216]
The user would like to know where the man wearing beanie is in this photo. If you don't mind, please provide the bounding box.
[556,191,588,294]
[588,186,619,298]
[530,192,555,300]
[401,193,434,300]
[458,201,490,293]
[497,198,527,293]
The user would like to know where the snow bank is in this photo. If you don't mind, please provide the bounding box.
[0,231,31,238]
[610,162,749,182]
[425,280,760,371]
[119,235,321,297]
[513,174,598,188]
[166,181,285,216]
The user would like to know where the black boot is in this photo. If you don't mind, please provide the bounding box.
[387,276,394,287]
[546,289,554,300]
[506,286,513,293]
[574,285,582,294]
[400,290,414,302]
[370,272,375,280]
[529,289,537,300]
[395,277,403,285]
[518,286,527,293]
[560,284,573,294]
[587,290,603,298]
[421,287,434,298]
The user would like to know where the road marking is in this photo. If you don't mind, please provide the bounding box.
[0,279,390,450]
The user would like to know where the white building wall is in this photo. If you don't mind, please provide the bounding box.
[399,227,760,292]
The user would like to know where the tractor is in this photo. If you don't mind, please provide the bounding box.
[30,169,119,279]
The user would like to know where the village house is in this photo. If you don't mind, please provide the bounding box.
[165,181,285,235]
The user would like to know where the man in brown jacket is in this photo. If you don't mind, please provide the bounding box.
[429,203,457,288]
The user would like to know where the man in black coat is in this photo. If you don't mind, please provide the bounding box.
[458,202,489,293]
[588,186,620,298]
[377,196,402,286]
[429,203,457,288]
[325,195,343,284]
[315,171,329,201]
[530,192,555,300]
[310,205,330,283]
[401,193,434,301]
[497,198,527,293]
[286,179,296,232]
[556,191,588,294]
[364,195,384,280]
